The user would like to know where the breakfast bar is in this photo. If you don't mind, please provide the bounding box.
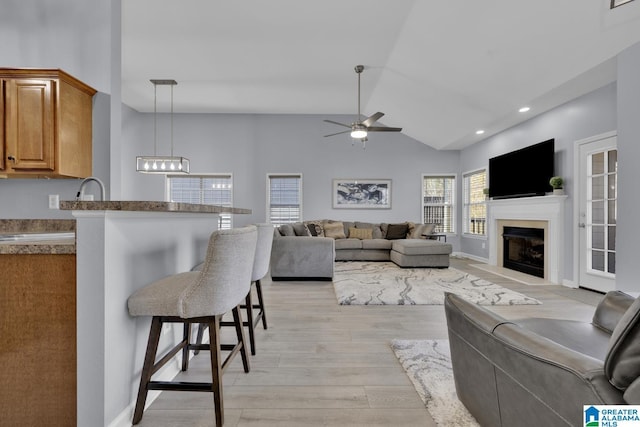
[59,201,251,427]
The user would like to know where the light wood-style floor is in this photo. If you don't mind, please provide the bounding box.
[135,257,604,426]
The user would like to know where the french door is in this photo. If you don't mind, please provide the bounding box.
[576,132,617,293]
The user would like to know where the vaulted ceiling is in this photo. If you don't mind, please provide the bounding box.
[122,0,640,150]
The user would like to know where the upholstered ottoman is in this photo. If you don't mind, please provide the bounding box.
[390,239,452,268]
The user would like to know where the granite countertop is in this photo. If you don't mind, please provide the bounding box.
[59,201,251,215]
[0,219,76,255]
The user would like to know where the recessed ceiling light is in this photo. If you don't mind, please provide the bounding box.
[519,107,531,113]
[475,130,485,135]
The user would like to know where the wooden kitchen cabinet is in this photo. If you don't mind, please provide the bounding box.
[0,68,97,178]
[0,253,76,426]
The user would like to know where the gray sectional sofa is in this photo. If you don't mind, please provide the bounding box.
[444,291,640,427]
[270,220,452,280]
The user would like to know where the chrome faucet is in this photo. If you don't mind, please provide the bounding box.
[76,176,107,201]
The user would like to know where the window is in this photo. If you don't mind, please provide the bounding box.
[463,169,487,235]
[267,174,302,225]
[422,175,455,233]
[167,174,233,229]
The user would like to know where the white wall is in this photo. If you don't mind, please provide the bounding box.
[121,111,463,247]
[0,0,113,219]
[616,42,640,293]
[459,82,617,281]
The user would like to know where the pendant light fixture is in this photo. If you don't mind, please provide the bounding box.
[136,79,190,174]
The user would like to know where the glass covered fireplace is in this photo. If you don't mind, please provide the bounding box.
[502,226,545,278]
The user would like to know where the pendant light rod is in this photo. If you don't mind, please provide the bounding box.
[170,82,174,158]
[355,65,364,121]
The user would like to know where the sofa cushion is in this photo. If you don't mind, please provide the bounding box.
[279,224,295,236]
[386,223,409,240]
[292,222,309,236]
[605,296,640,390]
[392,239,452,255]
[362,238,392,250]
[323,221,346,239]
[349,227,373,240]
[335,238,362,250]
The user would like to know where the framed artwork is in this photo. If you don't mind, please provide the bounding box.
[332,179,391,209]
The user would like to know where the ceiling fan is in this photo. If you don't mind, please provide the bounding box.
[324,65,402,147]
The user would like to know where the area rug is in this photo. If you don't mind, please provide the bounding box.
[333,262,540,305]
[391,339,479,427]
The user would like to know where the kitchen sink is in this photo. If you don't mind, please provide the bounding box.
[0,232,76,242]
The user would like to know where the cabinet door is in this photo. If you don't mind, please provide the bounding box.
[0,80,4,171]
[5,79,55,171]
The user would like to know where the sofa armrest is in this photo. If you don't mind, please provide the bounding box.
[270,236,335,279]
[593,290,636,334]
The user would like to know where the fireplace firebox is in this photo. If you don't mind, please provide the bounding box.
[502,226,544,278]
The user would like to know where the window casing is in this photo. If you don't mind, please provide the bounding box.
[422,174,455,233]
[463,169,487,236]
[167,174,233,229]
[267,174,302,225]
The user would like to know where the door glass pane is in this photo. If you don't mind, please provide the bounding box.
[608,150,618,173]
[608,226,616,250]
[592,250,605,272]
[608,174,617,198]
[591,176,605,200]
[592,226,605,250]
[592,152,604,174]
[608,252,616,274]
[592,201,605,224]
[608,200,617,224]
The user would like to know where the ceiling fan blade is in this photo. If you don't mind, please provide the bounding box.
[324,130,351,137]
[323,119,351,128]
[362,112,385,127]
[367,126,403,132]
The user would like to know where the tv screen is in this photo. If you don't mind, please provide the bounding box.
[489,139,555,199]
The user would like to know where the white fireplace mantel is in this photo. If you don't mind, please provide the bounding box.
[488,195,567,284]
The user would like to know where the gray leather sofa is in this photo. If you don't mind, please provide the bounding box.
[444,291,640,427]
[269,220,451,280]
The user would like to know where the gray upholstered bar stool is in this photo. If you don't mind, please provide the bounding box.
[127,225,257,426]
[194,223,274,355]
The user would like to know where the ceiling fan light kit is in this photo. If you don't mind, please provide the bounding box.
[324,64,402,148]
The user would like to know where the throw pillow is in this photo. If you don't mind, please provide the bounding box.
[304,221,325,237]
[324,222,346,239]
[306,223,318,236]
[355,221,383,239]
[278,224,295,236]
[342,221,355,238]
[292,222,308,236]
[386,223,409,240]
[349,227,373,240]
[406,221,417,238]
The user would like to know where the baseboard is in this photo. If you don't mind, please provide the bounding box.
[562,279,578,288]
[452,252,489,264]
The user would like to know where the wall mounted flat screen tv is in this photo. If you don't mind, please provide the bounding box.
[489,139,555,199]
